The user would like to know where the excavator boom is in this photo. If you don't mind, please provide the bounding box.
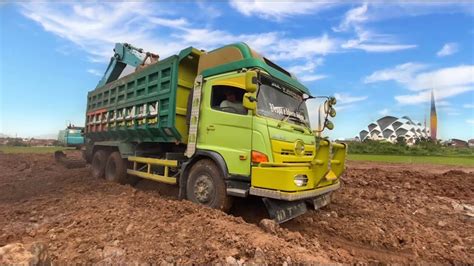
[96,43,158,89]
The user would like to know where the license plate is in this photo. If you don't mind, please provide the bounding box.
[309,193,332,210]
[262,198,308,224]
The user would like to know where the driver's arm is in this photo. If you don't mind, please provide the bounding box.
[220,100,230,108]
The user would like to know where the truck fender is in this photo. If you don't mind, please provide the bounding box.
[178,150,228,199]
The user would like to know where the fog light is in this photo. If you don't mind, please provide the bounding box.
[294,174,308,187]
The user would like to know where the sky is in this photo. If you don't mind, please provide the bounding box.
[0,1,473,140]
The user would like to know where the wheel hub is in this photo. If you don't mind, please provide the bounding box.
[194,175,215,204]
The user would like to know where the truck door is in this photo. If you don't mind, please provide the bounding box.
[197,76,252,177]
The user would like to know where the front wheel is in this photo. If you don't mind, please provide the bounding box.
[186,159,232,212]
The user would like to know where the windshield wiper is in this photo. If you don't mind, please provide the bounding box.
[286,114,305,124]
[279,95,314,128]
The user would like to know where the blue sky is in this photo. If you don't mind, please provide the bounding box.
[0,1,473,140]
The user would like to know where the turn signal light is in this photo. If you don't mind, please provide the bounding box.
[251,150,269,163]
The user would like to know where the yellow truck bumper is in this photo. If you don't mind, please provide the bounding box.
[249,141,347,201]
[250,181,340,201]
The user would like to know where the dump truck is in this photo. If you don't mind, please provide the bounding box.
[83,42,347,222]
[57,124,84,148]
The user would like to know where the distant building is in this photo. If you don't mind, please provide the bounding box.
[28,138,56,146]
[469,139,474,148]
[359,116,430,145]
[446,139,468,148]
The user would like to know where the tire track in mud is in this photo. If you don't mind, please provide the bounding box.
[1,152,473,264]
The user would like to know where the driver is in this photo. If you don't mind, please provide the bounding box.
[220,90,246,114]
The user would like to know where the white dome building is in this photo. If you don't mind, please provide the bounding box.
[359,116,430,145]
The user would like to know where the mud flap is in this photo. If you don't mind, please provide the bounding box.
[262,198,307,224]
[307,192,332,210]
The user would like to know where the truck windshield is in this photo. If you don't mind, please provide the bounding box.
[257,74,310,127]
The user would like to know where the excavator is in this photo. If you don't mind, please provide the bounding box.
[96,43,159,88]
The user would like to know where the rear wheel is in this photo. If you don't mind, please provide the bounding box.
[105,152,138,185]
[186,159,232,212]
[91,150,108,179]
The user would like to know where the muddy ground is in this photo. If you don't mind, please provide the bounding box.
[0,152,473,264]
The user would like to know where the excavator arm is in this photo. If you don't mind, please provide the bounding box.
[96,43,158,89]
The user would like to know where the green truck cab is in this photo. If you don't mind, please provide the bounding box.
[84,43,347,222]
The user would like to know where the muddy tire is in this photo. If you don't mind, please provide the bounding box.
[91,150,108,179]
[186,159,232,212]
[105,152,138,185]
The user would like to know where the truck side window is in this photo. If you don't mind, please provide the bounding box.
[211,85,247,115]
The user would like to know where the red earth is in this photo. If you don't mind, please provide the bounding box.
[0,152,472,264]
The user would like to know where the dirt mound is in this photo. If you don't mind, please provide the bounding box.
[0,153,328,264]
[0,242,50,265]
[285,166,474,264]
[1,153,473,264]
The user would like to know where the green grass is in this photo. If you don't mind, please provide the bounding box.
[348,154,474,166]
[0,146,73,154]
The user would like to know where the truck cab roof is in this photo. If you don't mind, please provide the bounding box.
[180,42,311,96]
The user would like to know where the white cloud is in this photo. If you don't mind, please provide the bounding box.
[365,63,474,105]
[395,86,473,105]
[334,93,368,104]
[464,104,474,108]
[335,4,417,53]
[364,62,426,84]
[333,3,368,32]
[340,27,416,53]
[467,119,474,125]
[437,42,459,57]
[365,64,474,91]
[19,2,189,60]
[229,0,338,20]
[230,1,474,22]
[287,58,326,83]
[19,2,341,90]
[87,69,102,76]
[378,108,390,116]
[269,34,340,60]
[19,3,339,61]
[287,58,324,75]
[347,43,417,52]
[411,65,474,91]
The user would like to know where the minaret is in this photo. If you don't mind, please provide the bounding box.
[430,89,437,140]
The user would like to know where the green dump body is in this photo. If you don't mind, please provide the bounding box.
[85,47,202,144]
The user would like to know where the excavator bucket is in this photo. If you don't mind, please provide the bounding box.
[54,151,86,169]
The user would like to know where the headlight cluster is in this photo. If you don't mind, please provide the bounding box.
[294,174,308,187]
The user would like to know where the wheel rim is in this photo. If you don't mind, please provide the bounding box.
[193,174,215,204]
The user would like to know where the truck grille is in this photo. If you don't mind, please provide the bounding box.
[271,139,315,163]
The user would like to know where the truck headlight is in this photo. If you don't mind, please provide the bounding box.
[294,174,308,187]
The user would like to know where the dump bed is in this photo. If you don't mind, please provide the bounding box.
[85,47,202,144]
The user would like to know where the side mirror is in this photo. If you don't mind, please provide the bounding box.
[243,92,257,111]
[325,119,334,130]
[245,71,258,92]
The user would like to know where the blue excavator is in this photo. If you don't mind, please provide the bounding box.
[96,43,159,88]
